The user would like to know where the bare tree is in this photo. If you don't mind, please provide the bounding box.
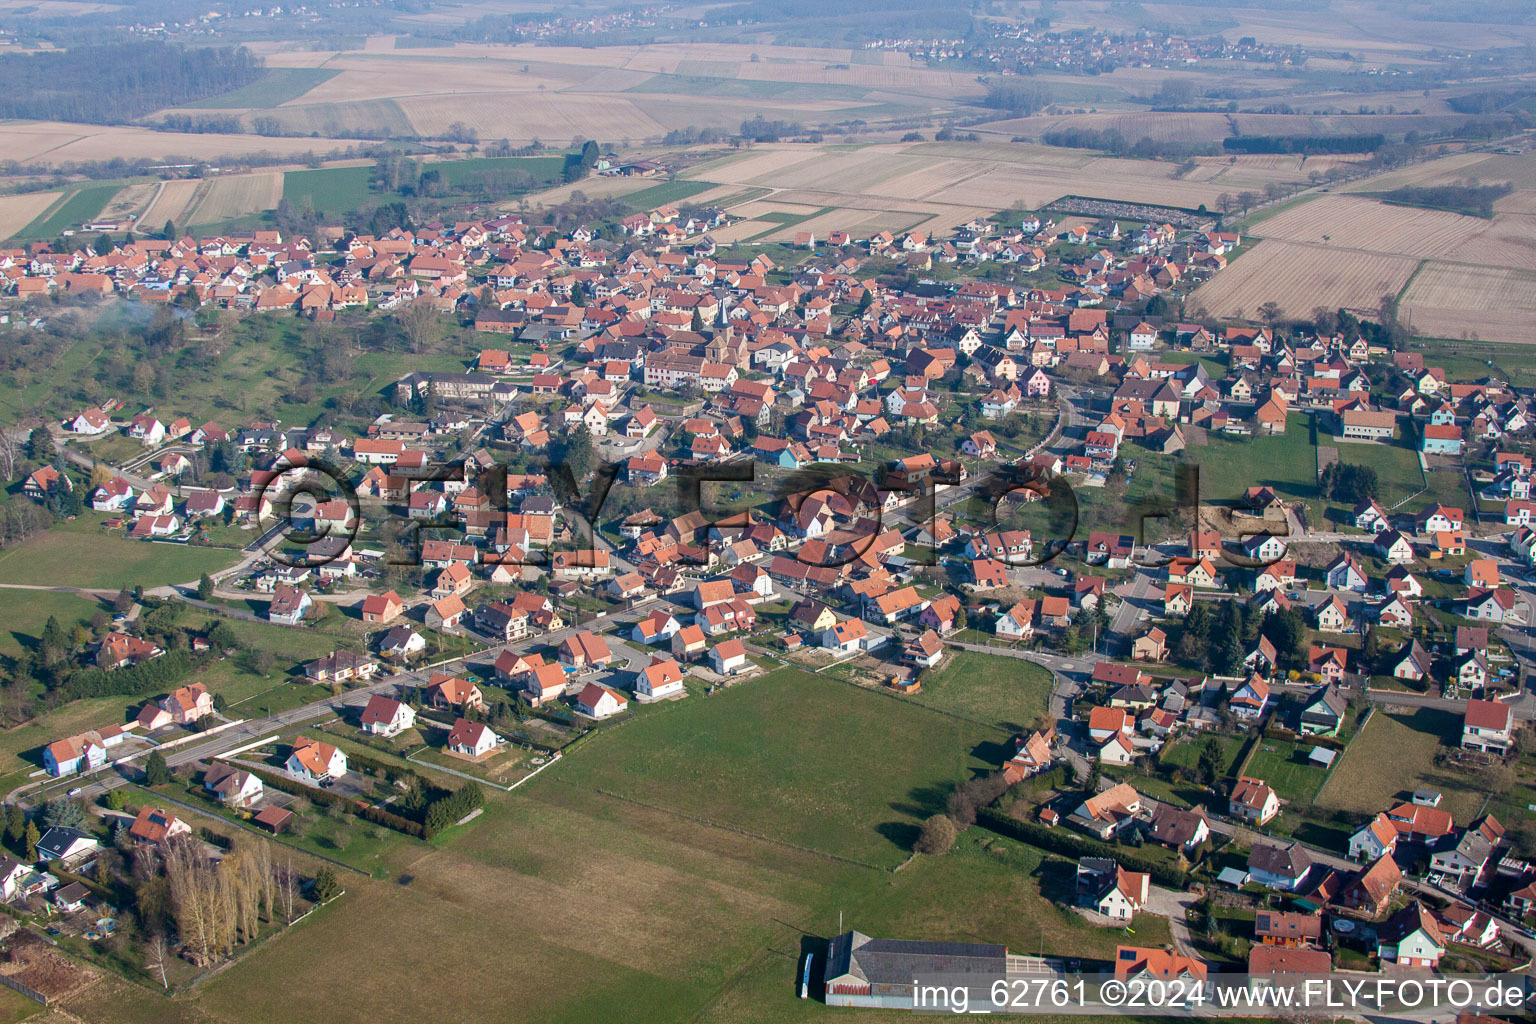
[396,298,440,355]
[146,931,170,989]
[0,429,20,483]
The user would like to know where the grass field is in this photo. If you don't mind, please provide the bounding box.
[281,166,374,216]
[433,154,565,189]
[0,587,105,661]
[0,985,37,1024]
[16,184,120,239]
[182,67,342,109]
[1314,708,1492,822]
[1323,435,1423,508]
[1188,413,1319,506]
[908,650,1052,730]
[556,666,1007,867]
[620,178,721,209]
[0,516,238,590]
[84,661,1171,1024]
[1243,738,1332,805]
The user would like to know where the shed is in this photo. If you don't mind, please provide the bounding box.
[1307,746,1337,767]
[253,806,294,834]
[1217,867,1250,888]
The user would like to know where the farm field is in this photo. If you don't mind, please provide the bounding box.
[182,67,342,109]
[1399,261,1536,343]
[281,166,374,216]
[0,120,372,165]
[1189,239,1419,319]
[555,666,1008,868]
[138,178,204,229]
[0,190,61,240]
[1313,708,1492,822]
[15,184,120,239]
[1250,194,1488,259]
[185,172,284,225]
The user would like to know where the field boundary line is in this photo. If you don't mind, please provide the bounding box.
[561,780,891,871]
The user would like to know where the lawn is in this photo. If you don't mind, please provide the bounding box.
[908,650,1053,731]
[1314,707,1492,821]
[0,985,38,1024]
[0,516,238,590]
[281,166,374,217]
[183,67,341,108]
[1242,738,1332,806]
[556,666,1009,867]
[1187,413,1319,507]
[17,184,121,239]
[1159,733,1247,782]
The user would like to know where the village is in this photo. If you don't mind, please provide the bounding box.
[1,149,1535,1017]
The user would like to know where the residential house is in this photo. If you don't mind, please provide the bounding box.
[1230,776,1280,826]
[286,737,347,783]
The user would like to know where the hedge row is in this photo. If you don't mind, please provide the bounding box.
[240,764,426,838]
[422,782,483,837]
[1263,725,1346,751]
[59,650,200,701]
[977,808,1188,888]
[343,749,419,786]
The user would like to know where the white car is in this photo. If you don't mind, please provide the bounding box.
[67,787,82,797]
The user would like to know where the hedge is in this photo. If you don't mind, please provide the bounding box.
[239,764,425,838]
[1263,725,1346,751]
[422,782,483,837]
[977,808,1188,888]
[58,649,201,701]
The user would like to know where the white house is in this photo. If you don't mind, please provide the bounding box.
[1462,698,1514,754]
[576,683,629,720]
[709,638,749,675]
[1377,904,1445,968]
[1348,813,1399,862]
[637,658,686,701]
[202,762,264,808]
[359,694,416,737]
[447,718,500,757]
[286,737,347,783]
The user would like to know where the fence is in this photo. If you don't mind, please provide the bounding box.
[0,972,47,1007]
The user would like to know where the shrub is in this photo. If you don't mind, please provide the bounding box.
[915,814,956,855]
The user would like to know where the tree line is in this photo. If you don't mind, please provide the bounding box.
[1222,134,1385,155]
[0,41,264,124]
[1380,181,1513,218]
